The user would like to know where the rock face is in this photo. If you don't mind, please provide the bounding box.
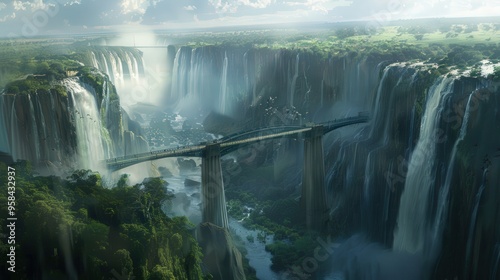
[196,222,246,280]
[163,43,500,279]
[0,74,148,172]
[323,64,500,279]
[177,158,197,170]
[202,111,240,136]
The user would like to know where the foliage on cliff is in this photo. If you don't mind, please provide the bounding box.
[0,161,207,280]
[0,43,121,100]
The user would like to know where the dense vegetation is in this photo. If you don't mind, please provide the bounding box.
[0,161,208,280]
[225,174,325,272]
[2,17,500,278]
[0,41,130,100]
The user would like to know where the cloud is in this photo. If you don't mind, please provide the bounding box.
[238,0,274,9]
[0,13,16,23]
[184,5,197,11]
[285,0,352,14]
[11,0,61,11]
[12,1,29,11]
[121,0,148,15]
[209,0,239,14]
[0,0,498,38]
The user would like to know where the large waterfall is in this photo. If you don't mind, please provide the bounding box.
[0,74,148,172]
[64,78,108,169]
[2,40,498,279]
[90,48,144,85]
[393,77,455,255]
[89,47,149,109]
[0,90,75,169]
[141,45,498,279]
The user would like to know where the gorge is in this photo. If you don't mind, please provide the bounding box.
[1,21,500,280]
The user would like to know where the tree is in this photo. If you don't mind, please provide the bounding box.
[149,265,175,280]
[79,220,109,255]
[110,249,134,279]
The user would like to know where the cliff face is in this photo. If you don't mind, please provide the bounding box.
[0,91,77,170]
[323,64,500,279]
[163,44,500,279]
[164,46,387,123]
[0,74,148,172]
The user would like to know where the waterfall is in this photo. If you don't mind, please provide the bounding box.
[0,95,10,155]
[290,53,300,107]
[189,48,197,97]
[369,67,391,138]
[34,93,48,161]
[124,51,138,82]
[393,77,454,254]
[320,81,324,107]
[108,51,123,85]
[429,92,474,258]
[9,95,21,161]
[464,168,487,277]
[90,51,99,69]
[28,95,41,161]
[492,244,500,279]
[64,78,106,169]
[170,48,182,101]
[220,51,229,114]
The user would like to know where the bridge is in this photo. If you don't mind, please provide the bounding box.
[104,114,369,230]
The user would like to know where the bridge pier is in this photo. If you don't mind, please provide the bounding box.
[302,125,328,231]
[201,144,229,228]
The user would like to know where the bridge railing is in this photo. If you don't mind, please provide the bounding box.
[218,125,304,143]
[105,114,370,167]
[105,144,204,163]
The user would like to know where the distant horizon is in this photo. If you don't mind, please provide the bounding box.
[1,0,499,39]
[2,14,500,41]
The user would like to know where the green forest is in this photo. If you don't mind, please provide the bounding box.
[0,161,209,280]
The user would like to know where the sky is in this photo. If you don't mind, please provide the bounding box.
[0,0,499,37]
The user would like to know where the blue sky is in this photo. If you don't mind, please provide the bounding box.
[0,0,499,37]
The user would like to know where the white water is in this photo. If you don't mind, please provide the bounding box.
[393,77,454,254]
[465,168,487,276]
[289,54,300,107]
[220,51,229,114]
[430,92,474,259]
[170,48,183,101]
[64,78,106,169]
[0,95,11,154]
[28,95,41,160]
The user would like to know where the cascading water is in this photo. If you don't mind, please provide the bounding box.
[465,168,487,277]
[28,95,41,161]
[7,95,20,160]
[220,51,229,114]
[289,53,299,107]
[64,78,106,170]
[393,77,454,254]
[0,94,10,155]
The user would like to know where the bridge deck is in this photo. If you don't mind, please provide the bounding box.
[105,115,369,170]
